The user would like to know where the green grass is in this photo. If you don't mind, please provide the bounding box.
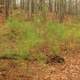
[0,17,80,62]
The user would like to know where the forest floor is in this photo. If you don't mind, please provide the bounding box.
[0,17,80,80]
[0,50,80,80]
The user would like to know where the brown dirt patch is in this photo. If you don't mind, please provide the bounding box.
[0,51,80,80]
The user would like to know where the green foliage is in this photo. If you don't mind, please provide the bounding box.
[6,17,25,28]
[47,22,66,40]
[32,53,47,63]
[6,17,43,46]
[1,18,80,62]
[0,52,31,60]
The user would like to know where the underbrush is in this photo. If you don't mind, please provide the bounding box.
[0,17,80,63]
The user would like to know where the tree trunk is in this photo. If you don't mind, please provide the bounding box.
[5,0,10,19]
[49,0,53,12]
